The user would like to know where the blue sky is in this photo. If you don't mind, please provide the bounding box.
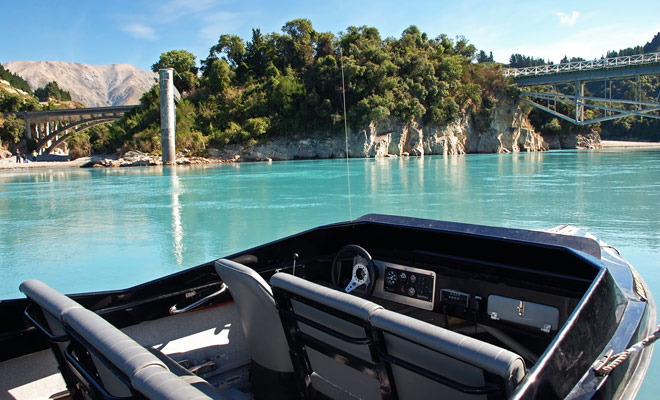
[1,0,658,71]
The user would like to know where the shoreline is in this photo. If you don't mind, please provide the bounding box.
[0,154,233,171]
[1,140,659,171]
[599,140,660,148]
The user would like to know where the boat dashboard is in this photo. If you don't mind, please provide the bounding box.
[296,244,583,330]
[255,237,598,366]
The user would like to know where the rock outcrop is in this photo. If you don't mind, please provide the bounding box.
[543,128,602,150]
[219,96,547,161]
[85,151,230,168]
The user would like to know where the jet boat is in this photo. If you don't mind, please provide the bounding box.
[0,214,656,399]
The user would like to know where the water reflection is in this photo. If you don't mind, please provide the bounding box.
[167,167,184,266]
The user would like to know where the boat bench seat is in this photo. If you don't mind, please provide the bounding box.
[20,279,235,400]
[271,272,526,400]
[271,272,386,400]
[370,308,526,399]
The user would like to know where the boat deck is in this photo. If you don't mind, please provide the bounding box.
[1,302,251,400]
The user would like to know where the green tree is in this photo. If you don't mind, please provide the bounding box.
[243,29,276,78]
[208,35,246,68]
[0,114,24,144]
[34,81,72,102]
[152,50,199,92]
[279,18,317,70]
[205,58,233,93]
[477,50,494,63]
[0,65,33,94]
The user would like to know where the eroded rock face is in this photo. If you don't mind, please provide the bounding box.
[219,96,548,161]
[575,132,602,149]
[542,128,602,150]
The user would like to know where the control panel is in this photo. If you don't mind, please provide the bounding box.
[373,261,435,310]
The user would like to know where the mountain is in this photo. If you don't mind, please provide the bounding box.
[2,61,156,107]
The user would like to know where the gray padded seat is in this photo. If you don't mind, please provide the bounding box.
[19,280,85,394]
[63,306,169,397]
[370,308,526,399]
[270,273,384,400]
[62,307,167,378]
[214,258,293,373]
[132,365,212,400]
[63,307,237,400]
[20,280,83,323]
[20,280,232,400]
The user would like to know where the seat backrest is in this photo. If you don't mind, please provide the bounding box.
[62,306,168,398]
[370,308,526,400]
[21,280,217,400]
[132,365,213,400]
[19,280,84,395]
[213,258,293,373]
[270,273,386,400]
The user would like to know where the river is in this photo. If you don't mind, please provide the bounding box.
[1,148,659,397]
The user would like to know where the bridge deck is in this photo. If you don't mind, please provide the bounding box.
[504,52,660,85]
[14,105,137,120]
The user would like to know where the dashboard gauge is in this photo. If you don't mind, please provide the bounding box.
[385,269,398,287]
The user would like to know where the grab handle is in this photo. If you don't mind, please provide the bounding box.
[169,283,228,315]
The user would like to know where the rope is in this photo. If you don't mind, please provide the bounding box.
[595,325,660,376]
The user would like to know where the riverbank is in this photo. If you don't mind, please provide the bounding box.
[600,140,660,148]
[1,141,659,171]
[0,153,233,170]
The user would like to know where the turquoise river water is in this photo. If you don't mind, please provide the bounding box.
[1,148,659,397]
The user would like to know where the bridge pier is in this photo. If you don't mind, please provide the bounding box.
[159,68,176,165]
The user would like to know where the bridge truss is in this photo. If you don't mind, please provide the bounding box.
[504,52,660,125]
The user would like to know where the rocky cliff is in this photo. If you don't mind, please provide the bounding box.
[216,97,547,161]
[3,61,155,107]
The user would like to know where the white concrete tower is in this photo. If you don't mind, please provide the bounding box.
[159,68,176,165]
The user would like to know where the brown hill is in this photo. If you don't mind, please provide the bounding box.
[3,61,156,107]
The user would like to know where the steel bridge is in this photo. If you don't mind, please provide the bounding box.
[503,52,660,125]
[11,105,136,154]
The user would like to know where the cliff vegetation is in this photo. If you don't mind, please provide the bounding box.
[94,19,525,157]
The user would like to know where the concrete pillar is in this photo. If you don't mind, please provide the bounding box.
[24,116,31,139]
[159,68,176,165]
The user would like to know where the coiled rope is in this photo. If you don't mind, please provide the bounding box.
[594,325,660,376]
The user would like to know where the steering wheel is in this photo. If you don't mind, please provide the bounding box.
[331,245,377,298]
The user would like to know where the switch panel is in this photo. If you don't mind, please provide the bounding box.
[440,289,471,308]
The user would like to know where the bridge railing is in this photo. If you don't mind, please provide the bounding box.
[503,52,660,78]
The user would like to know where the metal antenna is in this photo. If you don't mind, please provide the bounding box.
[340,47,353,221]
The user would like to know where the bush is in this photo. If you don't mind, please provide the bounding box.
[0,114,24,145]
[176,130,208,155]
[67,131,91,159]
